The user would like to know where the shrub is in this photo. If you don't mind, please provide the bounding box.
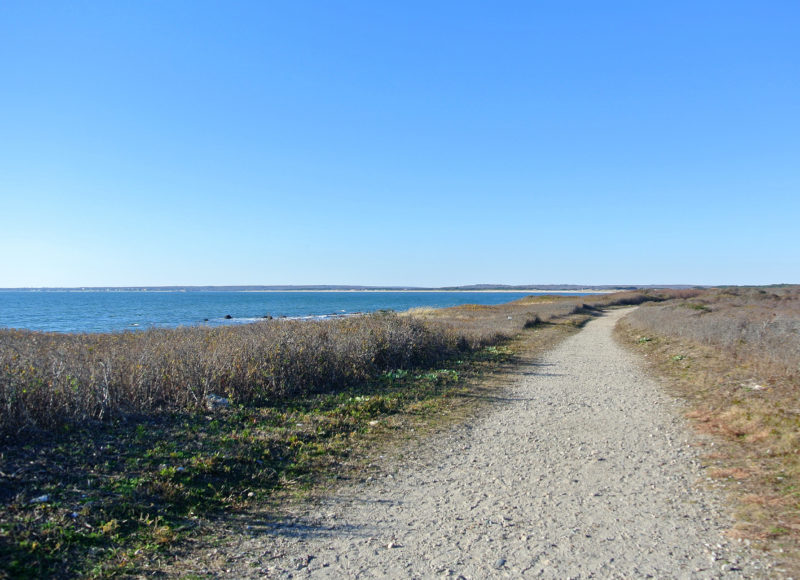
[0,290,655,435]
[622,286,800,381]
[0,313,468,434]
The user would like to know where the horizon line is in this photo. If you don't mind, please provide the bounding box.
[0,283,706,292]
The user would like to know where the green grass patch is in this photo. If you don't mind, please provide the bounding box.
[0,292,637,577]
[0,343,514,578]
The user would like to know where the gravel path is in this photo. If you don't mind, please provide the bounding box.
[223,308,772,578]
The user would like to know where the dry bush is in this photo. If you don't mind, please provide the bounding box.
[407,290,657,346]
[618,285,800,567]
[0,290,655,436]
[623,286,800,382]
[0,313,472,435]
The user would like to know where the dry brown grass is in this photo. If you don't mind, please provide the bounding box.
[616,285,800,573]
[624,286,800,382]
[407,290,656,342]
[708,467,753,480]
[0,314,475,435]
[0,291,654,437]
[0,291,652,577]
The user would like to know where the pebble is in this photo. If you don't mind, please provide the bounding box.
[200,309,774,578]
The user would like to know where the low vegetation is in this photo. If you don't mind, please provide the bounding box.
[617,286,800,573]
[0,314,471,435]
[0,292,653,437]
[0,354,501,578]
[0,291,651,577]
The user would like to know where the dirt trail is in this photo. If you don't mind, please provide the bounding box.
[213,308,773,578]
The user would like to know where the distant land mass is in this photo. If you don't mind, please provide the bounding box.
[0,284,701,292]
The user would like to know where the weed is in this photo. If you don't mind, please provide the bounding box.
[682,302,712,312]
[0,290,654,576]
[617,285,800,573]
[523,315,542,328]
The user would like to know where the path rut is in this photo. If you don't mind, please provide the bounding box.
[219,308,772,578]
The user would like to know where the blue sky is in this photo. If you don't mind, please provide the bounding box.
[1,1,797,287]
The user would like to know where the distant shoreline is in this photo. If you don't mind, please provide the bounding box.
[0,288,622,333]
[0,288,618,294]
[0,285,672,293]
[237,289,616,294]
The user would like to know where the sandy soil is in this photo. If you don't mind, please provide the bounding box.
[195,308,774,578]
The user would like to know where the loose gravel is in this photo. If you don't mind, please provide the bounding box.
[217,308,774,578]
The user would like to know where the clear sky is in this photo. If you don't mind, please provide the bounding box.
[1,1,797,287]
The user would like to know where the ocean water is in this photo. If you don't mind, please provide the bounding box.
[0,291,595,334]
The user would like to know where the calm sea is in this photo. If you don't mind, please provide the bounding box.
[0,291,596,334]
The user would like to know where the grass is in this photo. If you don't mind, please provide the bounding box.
[0,356,491,578]
[0,291,655,577]
[616,285,800,575]
[0,313,474,435]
